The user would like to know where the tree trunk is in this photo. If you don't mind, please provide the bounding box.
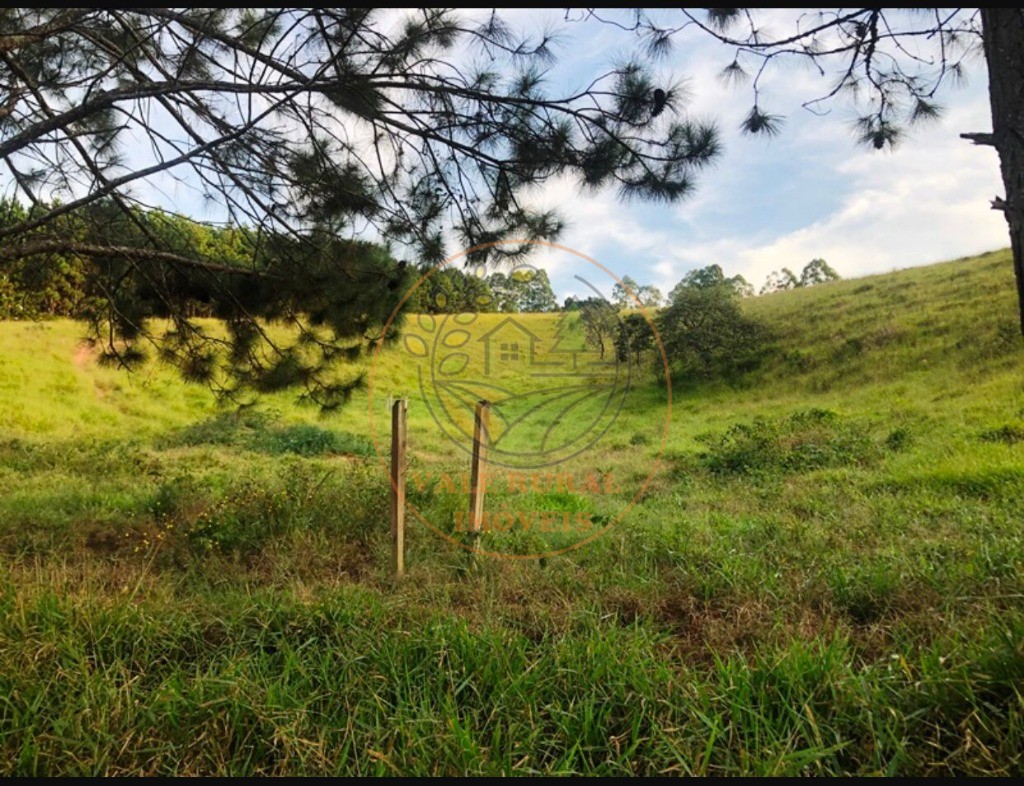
[981,8,1024,335]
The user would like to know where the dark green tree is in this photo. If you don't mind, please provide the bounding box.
[0,8,720,407]
[615,311,654,366]
[406,266,494,314]
[658,281,770,380]
[0,197,88,318]
[562,294,606,312]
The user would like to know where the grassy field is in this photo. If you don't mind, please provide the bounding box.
[0,248,1022,774]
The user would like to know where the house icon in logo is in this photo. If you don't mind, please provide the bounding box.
[476,316,544,376]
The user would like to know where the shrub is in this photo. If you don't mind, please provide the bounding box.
[186,462,386,555]
[166,411,373,457]
[254,424,374,457]
[979,423,1024,445]
[171,410,274,447]
[698,408,880,475]
[885,427,913,452]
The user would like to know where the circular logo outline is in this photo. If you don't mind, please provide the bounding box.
[368,239,672,560]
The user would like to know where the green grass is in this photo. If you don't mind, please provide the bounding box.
[0,249,1022,774]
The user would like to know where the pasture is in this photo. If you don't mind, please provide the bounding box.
[0,249,1022,775]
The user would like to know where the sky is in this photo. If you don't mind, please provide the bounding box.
[472,8,1007,302]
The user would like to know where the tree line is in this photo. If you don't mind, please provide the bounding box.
[0,187,837,390]
[575,259,841,383]
[1,191,839,327]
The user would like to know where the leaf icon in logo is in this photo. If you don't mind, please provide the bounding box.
[438,352,470,376]
[442,329,471,349]
[417,313,436,333]
[404,334,429,358]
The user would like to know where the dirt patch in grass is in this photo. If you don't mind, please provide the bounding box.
[72,342,95,368]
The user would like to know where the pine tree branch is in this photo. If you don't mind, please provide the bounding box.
[0,9,93,54]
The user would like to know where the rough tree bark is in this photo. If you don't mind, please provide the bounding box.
[980,8,1024,335]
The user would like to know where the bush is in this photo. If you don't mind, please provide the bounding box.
[885,427,913,452]
[185,462,387,555]
[979,423,1024,445]
[171,410,274,447]
[698,408,880,475]
[166,411,373,457]
[254,424,373,457]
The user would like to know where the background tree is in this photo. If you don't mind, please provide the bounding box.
[484,267,558,313]
[0,197,88,318]
[659,273,770,380]
[582,8,1024,335]
[761,260,841,294]
[0,8,720,407]
[636,283,664,308]
[611,275,641,308]
[670,264,753,299]
[615,311,654,366]
[515,268,558,313]
[578,298,619,360]
[799,258,841,287]
[563,294,611,313]
[760,268,800,296]
[405,266,495,314]
[612,275,664,308]
[485,272,517,313]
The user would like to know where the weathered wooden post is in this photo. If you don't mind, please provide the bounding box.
[468,400,490,538]
[390,398,407,578]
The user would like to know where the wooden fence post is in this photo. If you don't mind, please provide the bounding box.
[390,398,407,578]
[468,400,490,537]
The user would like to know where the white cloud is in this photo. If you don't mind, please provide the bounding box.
[656,98,1006,290]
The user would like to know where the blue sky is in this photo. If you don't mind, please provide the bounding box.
[481,8,1007,302]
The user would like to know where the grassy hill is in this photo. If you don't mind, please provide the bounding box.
[0,249,1021,774]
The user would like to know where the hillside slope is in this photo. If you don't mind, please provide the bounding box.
[744,248,1020,392]
[1,248,1020,443]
